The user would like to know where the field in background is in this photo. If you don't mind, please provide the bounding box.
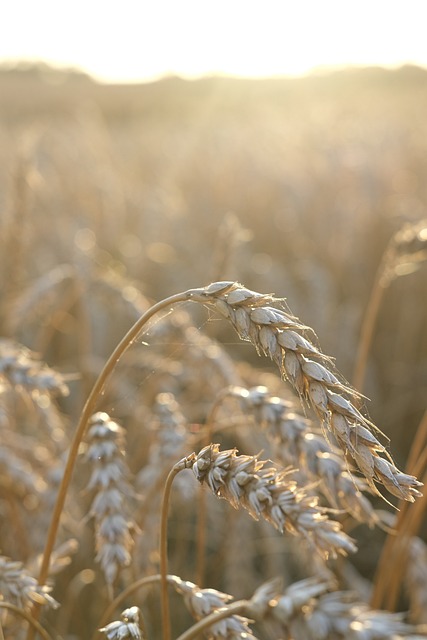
[1,63,426,445]
[0,64,426,638]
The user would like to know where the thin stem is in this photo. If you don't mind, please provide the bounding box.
[195,488,207,588]
[383,468,427,611]
[28,288,202,640]
[406,409,427,475]
[175,600,248,640]
[0,603,53,640]
[160,456,195,640]
[352,248,394,392]
[371,444,427,609]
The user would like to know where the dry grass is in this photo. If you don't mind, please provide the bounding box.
[0,64,427,639]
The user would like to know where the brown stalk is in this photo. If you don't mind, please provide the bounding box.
[372,422,427,610]
[27,288,203,640]
[352,246,392,392]
[0,602,52,640]
[159,456,195,640]
[175,600,249,640]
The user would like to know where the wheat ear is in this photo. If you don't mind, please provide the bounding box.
[84,412,136,593]
[271,577,423,639]
[192,443,357,558]
[191,282,422,503]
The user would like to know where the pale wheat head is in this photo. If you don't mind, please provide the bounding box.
[191,282,422,503]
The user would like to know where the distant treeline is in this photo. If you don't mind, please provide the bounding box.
[1,61,427,121]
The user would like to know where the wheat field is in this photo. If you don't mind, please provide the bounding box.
[0,63,427,639]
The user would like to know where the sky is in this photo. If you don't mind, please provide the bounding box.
[1,0,427,83]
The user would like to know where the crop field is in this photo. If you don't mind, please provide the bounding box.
[0,63,427,639]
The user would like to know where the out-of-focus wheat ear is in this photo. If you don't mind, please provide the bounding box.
[210,211,251,282]
[0,555,58,611]
[92,269,150,322]
[353,218,427,392]
[5,264,76,335]
[192,443,357,559]
[191,282,422,503]
[270,577,423,639]
[99,606,144,639]
[84,412,136,591]
[0,338,70,398]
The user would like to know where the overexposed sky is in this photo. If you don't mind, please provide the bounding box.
[1,0,426,83]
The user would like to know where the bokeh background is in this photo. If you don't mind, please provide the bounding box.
[1,2,427,635]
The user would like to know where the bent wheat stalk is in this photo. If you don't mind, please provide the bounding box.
[29,289,202,639]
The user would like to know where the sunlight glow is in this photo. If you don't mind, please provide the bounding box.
[2,0,426,82]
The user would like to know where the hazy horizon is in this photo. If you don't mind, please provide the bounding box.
[2,0,427,84]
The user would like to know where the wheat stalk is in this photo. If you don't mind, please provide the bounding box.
[353,218,427,392]
[405,537,427,624]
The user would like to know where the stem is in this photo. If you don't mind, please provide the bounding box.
[0,603,53,640]
[371,443,427,610]
[406,409,427,475]
[352,248,394,392]
[28,288,202,639]
[175,600,248,640]
[160,456,195,640]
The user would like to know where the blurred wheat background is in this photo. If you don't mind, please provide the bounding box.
[0,48,427,640]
